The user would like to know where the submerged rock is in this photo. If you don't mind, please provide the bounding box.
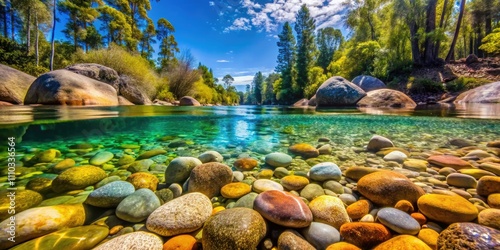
[437,223,500,249]
[93,231,163,250]
[51,165,107,193]
[254,190,312,228]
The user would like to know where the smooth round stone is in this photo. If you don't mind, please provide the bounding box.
[232,171,244,182]
[53,158,76,172]
[446,173,477,188]
[31,149,61,163]
[163,235,198,250]
[339,193,358,205]
[277,230,315,250]
[146,192,212,236]
[202,207,266,250]
[165,157,202,184]
[417,194,478,224]
[258,169,274,179]
[38,196,74,207]
[326,242,361,250]
[384,150,408,163]
[478,208,500,230]
[11,225,109,250]
[223,187,253,205]
[309,162,342,181]
[465,149,491,159]
[117,154,135,165]
[51,165,107,193]
[373,235,431,250]
[488,193,500,208]
[264,152,293,168]
[126,172,159,191]
[357,171,425,207]
[288,143,320,159]
[418,228,439,249]
[302,222,340,249]
[137,149,166,160]
[116,188,161,222]
[198,150,223,163]
[188,162,233,198]
[344,166,383,181]
[127,159,154,173]
[437,223,500,249]
[309,195,350,229]
[439,167,457,176]
[273,167,289,178]
[254,190,312,228]
[26,177,53,194]
[0,190,42,220]
[252,179,284,193]
[318,144,333,154]
[427,155,473,170]
[403,159,428,172]
[281,175,309,190]
[155,188,174,204]
[169,183,183,198]
[367,135,394,152]
[395,199,415,213]
[476,176,500,196]
[340,222,392,249]
[377,207,421,235]
[360,214,375,222]
[89,151,114,165]
[95,176,121,188]
[233,158,259,171]
[479,162,500,176]
[0,204,85,249]
[300,183,325,201]
[220,182,251,199]
[85,181,135,208]
[347,200,371,220]
[459,168,495,179]
[323,180,344,194]
[93,231,163,250]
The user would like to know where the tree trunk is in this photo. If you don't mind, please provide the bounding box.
[367,14,376,41]
[1,3,7,37]
[445,0,465,62]
[409,21,422,66]
[433,0,448,59]
[26,8,31,54]
[50,0,56,71]
[35,13,39,66]
[10,1,14,40]
[424,0,437,64]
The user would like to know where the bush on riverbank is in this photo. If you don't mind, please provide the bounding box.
[446,77,492,92]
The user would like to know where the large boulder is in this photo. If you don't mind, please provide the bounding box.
[357,89,417,108]
[315,76,366,107]
[24,70,119,105]
[118,76,152,105]
[65,63,120,90]
[0,64,36,104]
[352,75,386,92]
[455,81,500,103]
[293,98,309,107]
[179,96,201,106]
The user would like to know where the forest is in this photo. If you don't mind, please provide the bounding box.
[1,0,500,105]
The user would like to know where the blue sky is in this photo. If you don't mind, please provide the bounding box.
[57,0,346,88]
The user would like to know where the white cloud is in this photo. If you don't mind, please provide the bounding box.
[232,75,254,85]
[224,0,346,33]
[224,17,252,32]
[216,59,230,63]
[209,1,215,6]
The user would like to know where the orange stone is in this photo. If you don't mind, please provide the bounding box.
[395,200,414,213]
[233,158,259,171]
[373,235,432,250]
[411,212,427,225]
[326,242,361,250]
[427,155,473,170]
[163,234,199,250]
[220,182,251,199]
[281,175,310,190]
[288,143,319,159]
[126,172,159,191]
[477,176,500,196]
[211,206,225,215]
[346,200,371,220]
[340,222,392,249]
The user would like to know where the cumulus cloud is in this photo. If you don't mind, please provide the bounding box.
[209,1,215,6]
[216,59,231,63]
[225,0,345,33]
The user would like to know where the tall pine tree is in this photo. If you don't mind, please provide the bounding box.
[275,21,296,103]
[294,4,317,98]
[252,71,263,104]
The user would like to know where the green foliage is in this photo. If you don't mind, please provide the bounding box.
[162,50,199,99]
[193,78,215,104]
[253,71,264,104]
[275,22,296,103]
[198,63,215,88]
[407,77,444,94]
[480,28,500,55]
[0,36,48,75]
[294,4,317,98]
[327,41,381,79]
[157,18,178,70]
[316,27,343,70]
[222,74,234,89]
[445,77,491,92]
[262,73,279,104]
[78,44,162,97]
[304,66,327,98]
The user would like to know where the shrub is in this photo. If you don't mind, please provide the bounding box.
[161,51,200,99]
[193,78,215,104]
[446,77,491,92]
[78,44,161,97]
[407,77,445,94]
[0,36,49,76]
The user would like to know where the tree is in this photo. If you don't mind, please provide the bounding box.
[294,4,317,98]
[157,17,178,70]
[198,63,215,88]
[165,50,200,98]
[252,71,263,104]
[59,0,102,51]
[222,74,234,89]
[263,73,279,105]
[98,5,132,48]
[139,18,155,61]
[275,22,296,103]
[49,0,56,70]
[316,27,343,71]
[479,28,500,55]
[446,0,466,61]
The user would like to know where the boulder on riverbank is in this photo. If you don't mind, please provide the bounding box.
[0,64,36,104]
[24,70,119,105]
[352,75,386,92]
[179,96,201,106]
[293,98,310,107]
[455,81,500,103]
[357,89,417,108]
[315,76,366,107]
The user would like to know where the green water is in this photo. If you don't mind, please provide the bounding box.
[1,104,500,189]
